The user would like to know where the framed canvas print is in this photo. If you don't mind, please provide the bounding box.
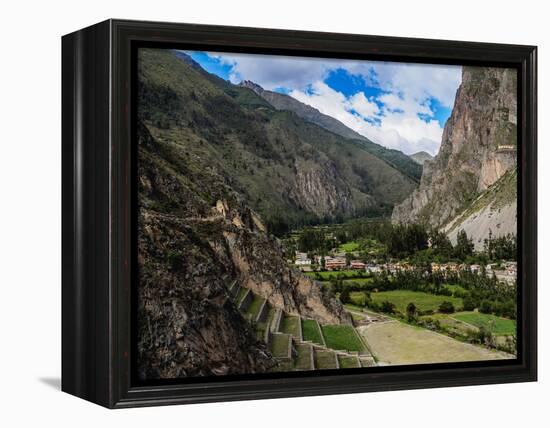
[62,19,537,408]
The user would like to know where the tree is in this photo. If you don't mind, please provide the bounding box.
[406,302,417,321]
[462,296,477,311]
[438,301,455,314]
[454,229,474,260]
[480,300,493,314]
[362,291,372,307]
[339,288,350,304]
[380,300,396,314]
[297,228,327,253]
[430,230,454,259]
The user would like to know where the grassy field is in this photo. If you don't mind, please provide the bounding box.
[321,325,365,352]
[359,321,512,365]
[270,334,290,358]
[304,270,370,281]
[235,287,248,305]
[343,278,374,285]
[338,355,361,369]
[452,312,516,336]
[294,344,313,370]
[421,313,476,337]
[351,312,366,322]
[371,290,463,313]
[344,303,367,313]
[302,319,324,345]
[245,295,265,320]
[314,350,338,369]
[280,315,301,338]
[349,291,370,307]
[338,242,360,252]
[443,284,467,295]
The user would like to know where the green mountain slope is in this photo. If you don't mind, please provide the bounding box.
[139,48,417,234]
[239,80,422,182]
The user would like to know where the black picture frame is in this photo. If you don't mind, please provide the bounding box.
[62,19,537,409]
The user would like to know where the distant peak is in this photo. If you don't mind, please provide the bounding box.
[239,80,265,93]
[410,151,434,165]
[172,50,202,70]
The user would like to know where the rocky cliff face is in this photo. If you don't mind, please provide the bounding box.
[137,122,350,380]
[392,66,517,244]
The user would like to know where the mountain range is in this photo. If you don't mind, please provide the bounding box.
[141,49,420,235]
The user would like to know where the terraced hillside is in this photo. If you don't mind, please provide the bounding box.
[228,282,377,371]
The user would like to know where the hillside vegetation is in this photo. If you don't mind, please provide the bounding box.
[139,48,417,235]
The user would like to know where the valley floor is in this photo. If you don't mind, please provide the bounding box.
[358,321,513,366]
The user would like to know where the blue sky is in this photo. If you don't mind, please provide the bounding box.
[184,50,462,155]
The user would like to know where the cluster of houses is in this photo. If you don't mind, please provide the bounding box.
[293,251,517,283]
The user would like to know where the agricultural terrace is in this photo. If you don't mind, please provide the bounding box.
[321,324,366,353]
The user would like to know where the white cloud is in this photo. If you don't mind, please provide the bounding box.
[290,81,446,156]
[204,51,462,155]
[341,60,461,108]
[348,92,380,117]
[207,52,329,90]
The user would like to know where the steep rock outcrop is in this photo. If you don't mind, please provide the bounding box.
[392,66,517,241]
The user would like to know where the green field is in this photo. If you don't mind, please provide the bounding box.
[338,355,361,369]
[443,284,467,294]
[421,313,475,337]
[270,334,290,358]
[314,350,338,369]
[235,287,248,305]
[302,319,324,345]
[342,278,373,285]
[304,270,369,281]
[321,325,365,352]
[245,295,265,320]
[371,290,463,314]
[338,242,360,252]
[294,344,313,370]
[452,312,516,336]
[351,312,366,322]
[344,303,367,312]
[349,291,370,307]
[280,315,301,338]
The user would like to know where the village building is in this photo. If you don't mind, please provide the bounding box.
[431,262,442,272]
[366,264,381,273]
[505,261,517,275]
[294,252,312,266]
[470,264,481,274]
[325,256,347,270]
[350,260,366,270]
